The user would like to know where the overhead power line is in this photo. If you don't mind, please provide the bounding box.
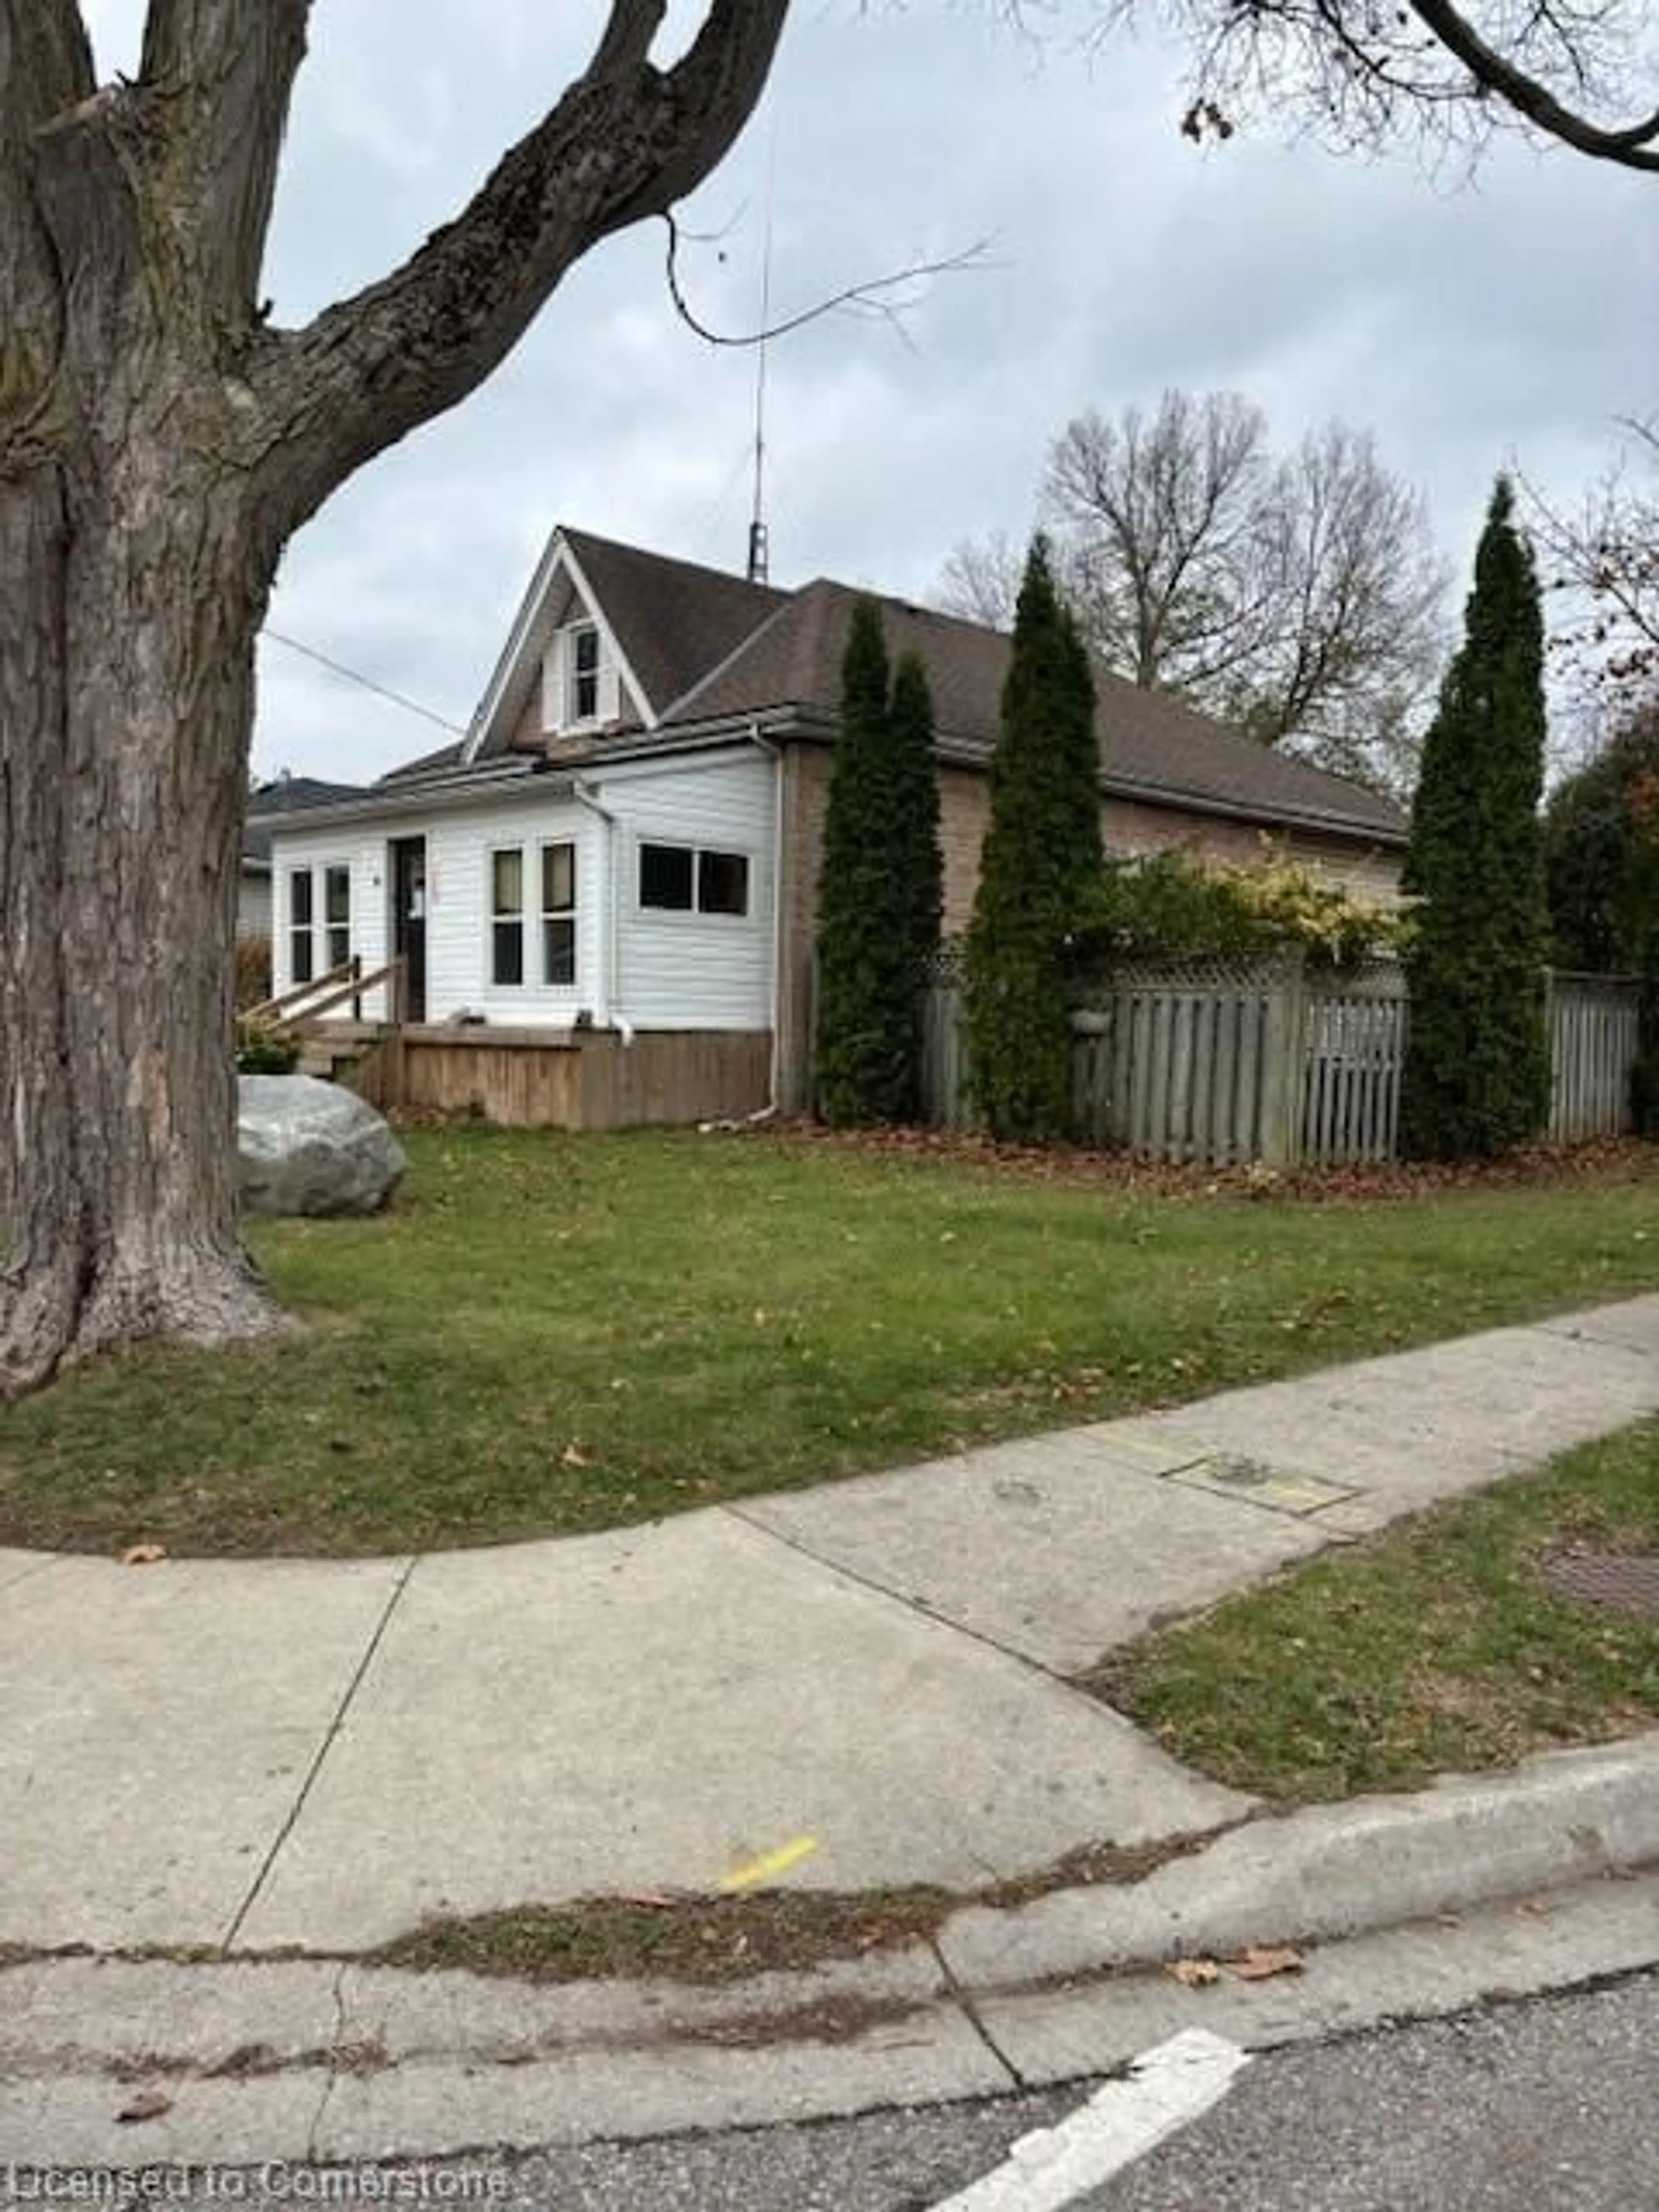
[263,627,467,737]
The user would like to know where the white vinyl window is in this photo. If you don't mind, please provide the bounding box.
[567,623,601,725]
[490,848,525,987]
[324,864,351,971]
[541,841,577,986]
[288,864,351,986]
[288,868,315,985]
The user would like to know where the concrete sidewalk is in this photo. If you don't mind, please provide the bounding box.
[3,1295,1659,1961]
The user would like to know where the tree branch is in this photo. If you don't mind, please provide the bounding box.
[256,0,789,533]
[138,0,311,318]
[591,0,668,76]
[1406,0,1659,167]
[662,212,996,349]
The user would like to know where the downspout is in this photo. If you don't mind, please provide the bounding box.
[569,777,634,1045]
[750,721,785,1117]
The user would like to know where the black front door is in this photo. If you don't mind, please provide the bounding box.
[390,836,427,1023]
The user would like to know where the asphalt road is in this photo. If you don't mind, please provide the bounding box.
[491,1972,1659,2208]
[54,1967,1655,2212]
[500,1968,1659,2209]
[1090,1970,1659,2210]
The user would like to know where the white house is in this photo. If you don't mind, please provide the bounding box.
[269,525,1406,1125]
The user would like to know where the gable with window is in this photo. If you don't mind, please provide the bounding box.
[542,613,621,734]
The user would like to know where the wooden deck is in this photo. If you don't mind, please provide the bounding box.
[338,1024,773,1131]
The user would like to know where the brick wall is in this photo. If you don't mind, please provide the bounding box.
[772,737,1404,1112]
[1103,798,1404,900]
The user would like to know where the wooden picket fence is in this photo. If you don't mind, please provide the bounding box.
[920,957,1640,1167]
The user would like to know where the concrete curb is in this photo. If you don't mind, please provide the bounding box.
[938,1728,1659,1989]
[6,1733,1659,2168]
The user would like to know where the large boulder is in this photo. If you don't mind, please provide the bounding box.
[238,1074,407,1217]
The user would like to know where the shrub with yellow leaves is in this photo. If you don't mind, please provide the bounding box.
[1071,847,1408,971]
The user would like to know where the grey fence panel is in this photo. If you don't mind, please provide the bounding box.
[1301,967,1408,1166]
[1086,962,1292,1165]
[1549,974,1638,1141]
[921,982,972,1129]
[919,963,1636,1166]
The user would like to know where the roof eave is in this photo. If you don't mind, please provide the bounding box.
[736,715,1405,845]
[264,760,543,835]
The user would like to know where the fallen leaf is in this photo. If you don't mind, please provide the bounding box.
[1165,1956,1223,1988]
[117,2089,173,2124]
[1227,1944,1304,1981]
[559,1443,594,1469]
[120,1544,168,1568]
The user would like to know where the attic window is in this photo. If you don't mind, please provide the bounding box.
[567,623,601,725]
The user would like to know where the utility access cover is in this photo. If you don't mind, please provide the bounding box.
[1540,1551,1659,1621]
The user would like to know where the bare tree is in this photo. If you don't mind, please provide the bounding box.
[1134,0,1659,172]
[0,0,789,1396]
[937,528,1026,631]
[1244,423,1449,764]
[1526,420,1659,722]
[940,393,1446,793]
[1048,391,1272,694]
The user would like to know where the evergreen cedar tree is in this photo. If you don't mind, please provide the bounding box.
[1399,478,1551,1161]
[964,538,1104,1142]
[813,602,943,1124]
[1545,703,1659,973]
[890,648,947,1090]
[1553,705,1659,1133]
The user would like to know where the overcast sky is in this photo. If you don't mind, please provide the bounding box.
[83,1,1657,785]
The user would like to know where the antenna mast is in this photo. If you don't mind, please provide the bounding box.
[746,152,775,586]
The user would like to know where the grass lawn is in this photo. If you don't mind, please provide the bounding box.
[1091,1420,1659,1804]
[3,1126,1659,1557]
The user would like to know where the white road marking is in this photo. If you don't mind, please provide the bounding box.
[929,2028,1250,2212]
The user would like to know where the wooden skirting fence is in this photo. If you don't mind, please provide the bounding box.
[922,958,1640,1167]
[344,1026,772,1132]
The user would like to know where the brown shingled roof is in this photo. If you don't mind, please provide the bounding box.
[433,529,1404,843]
[562,528,786,723]
[243,774,369,860]
[663,577,1406,844]
[380,738,464,784]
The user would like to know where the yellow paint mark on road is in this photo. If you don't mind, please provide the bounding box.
[718,1835,819,1894]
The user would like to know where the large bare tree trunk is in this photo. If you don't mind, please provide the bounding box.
[2,458,285,1395]
[0,0,788,1395]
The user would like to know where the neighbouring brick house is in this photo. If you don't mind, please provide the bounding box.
[268,527,1405,1123]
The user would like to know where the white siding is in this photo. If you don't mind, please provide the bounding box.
[267,746,777,1035]
[237,867,272,941]
[607,752,775,1031]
